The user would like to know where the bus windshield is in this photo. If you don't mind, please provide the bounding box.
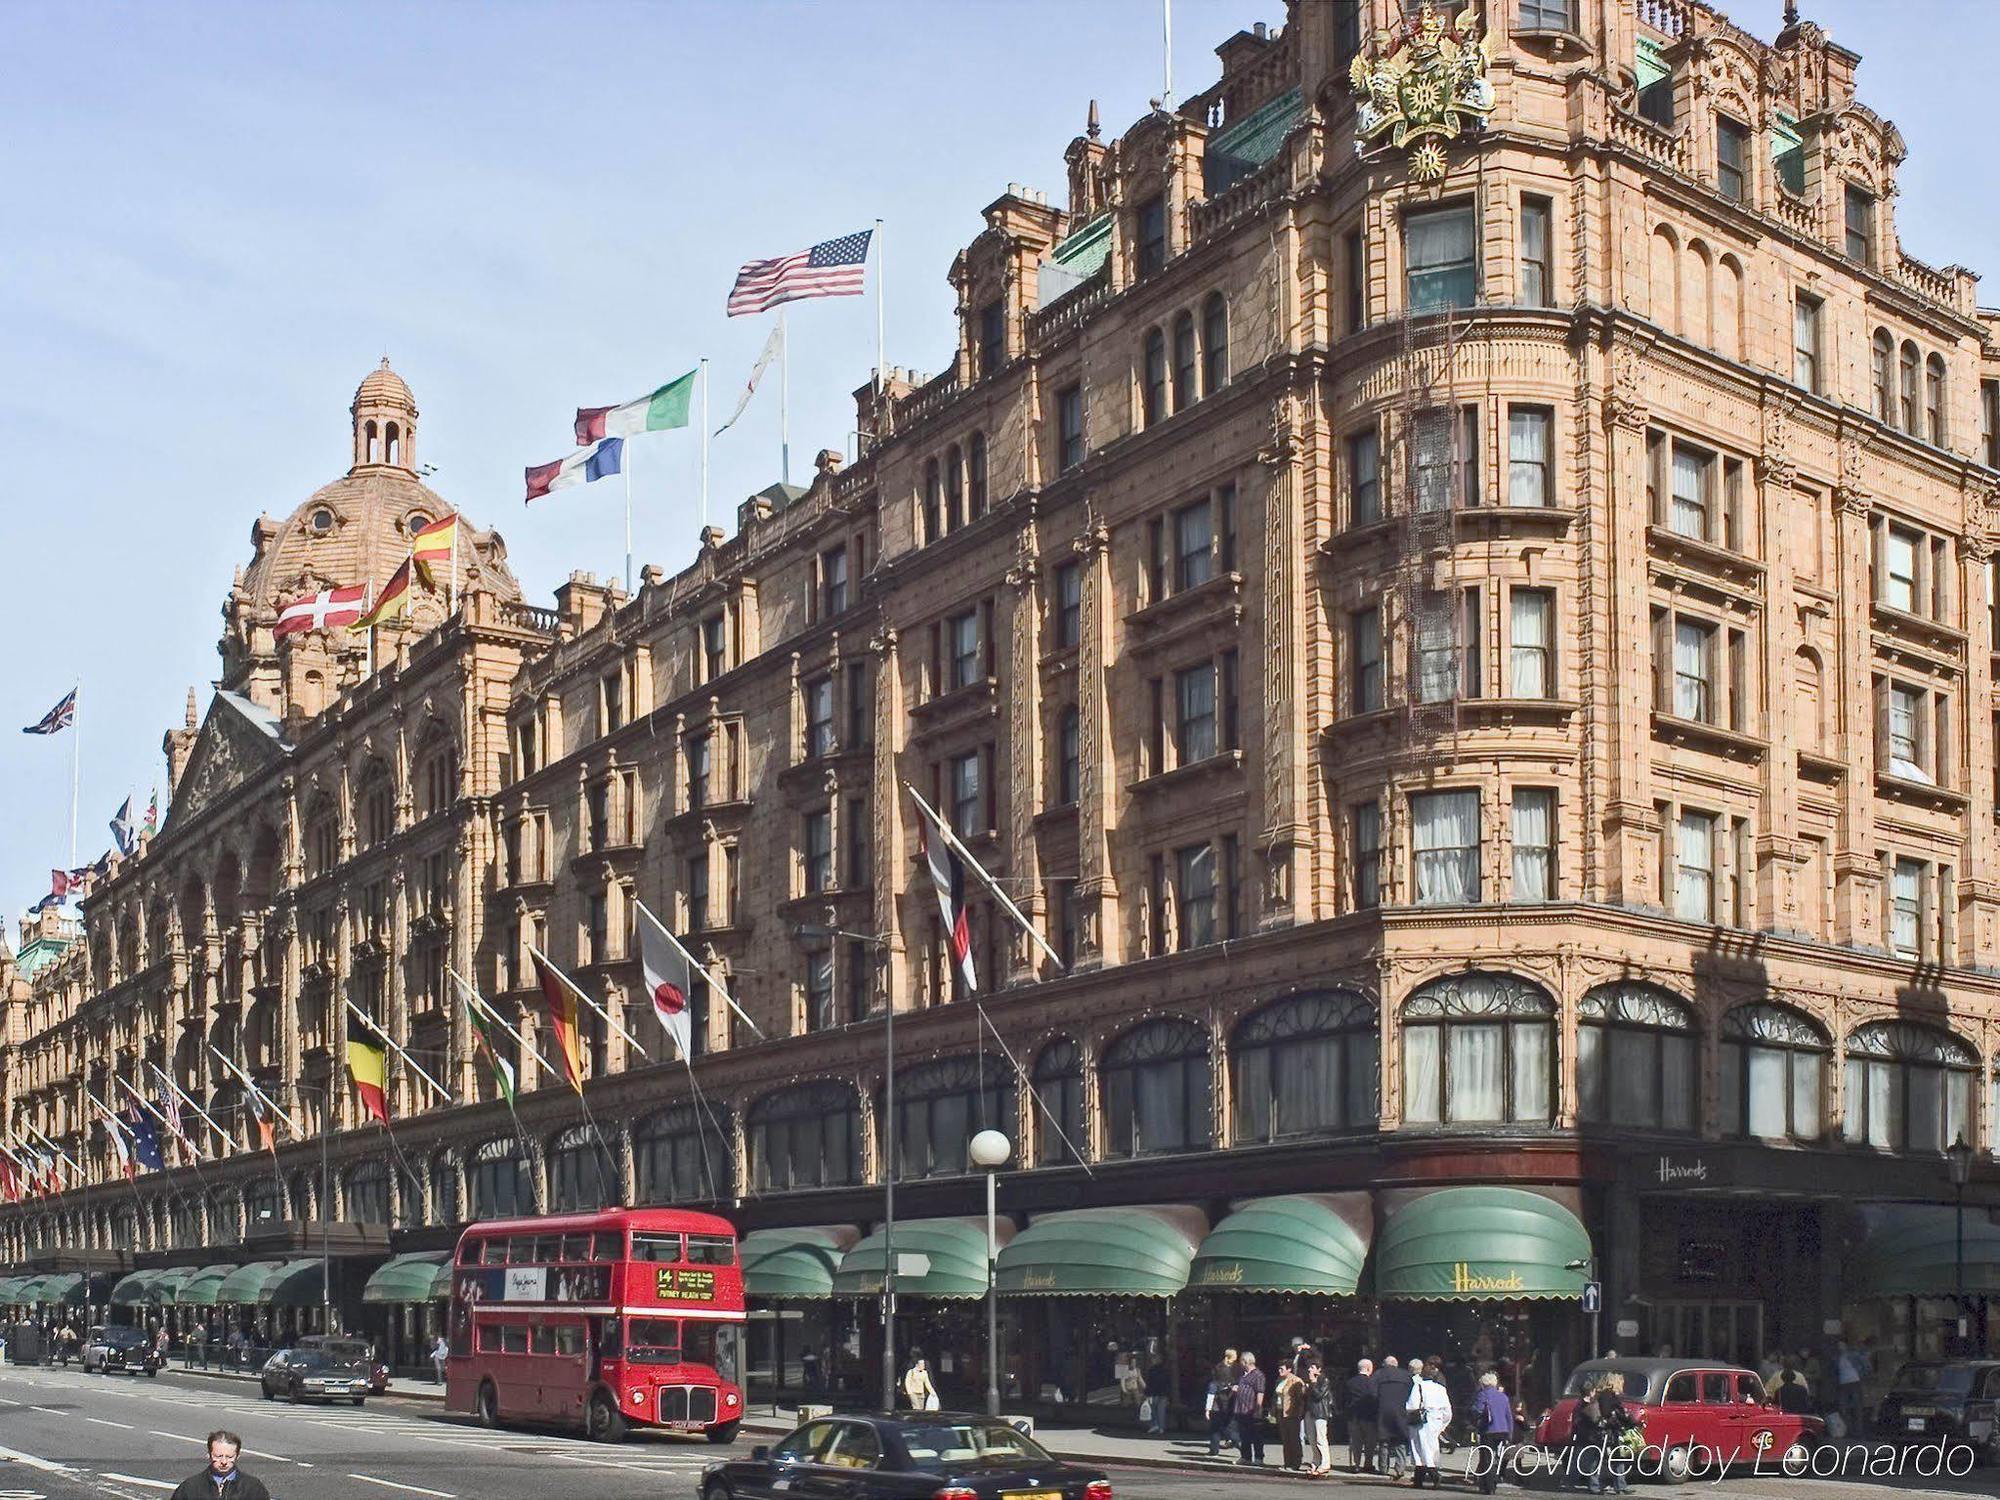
[625,1318,722,1366]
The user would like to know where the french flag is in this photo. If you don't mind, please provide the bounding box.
[524,436,623,503]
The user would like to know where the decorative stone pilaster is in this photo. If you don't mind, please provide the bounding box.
[1074,509,1118,966]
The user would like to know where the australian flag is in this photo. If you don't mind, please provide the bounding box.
[125,1110,166,1173]
[22,688,75,735]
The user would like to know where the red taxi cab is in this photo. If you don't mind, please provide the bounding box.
[1534,1358,1823,1481]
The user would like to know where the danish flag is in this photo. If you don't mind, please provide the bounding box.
[274,584,369,637]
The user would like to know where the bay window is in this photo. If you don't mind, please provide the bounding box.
[1405,203,1477,312]
[1507,405,1552,506]
[1510,588,1554,697]
[1510,787,1554,901]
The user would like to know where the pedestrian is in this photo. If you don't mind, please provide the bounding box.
[1232,1351,1267,1466]
[169,1430,271,1500]
[430,1333,449,1384]
[1586,1373,1635,1496]
[1472,1370,1515,1495]
[1143,1353,1171,1435]
[1405,1356,1452,1489]
[1346,1357,1380,1473]
[1568,1375,1605,1494]
[901,1354,939,1411]
[800,1344,821,1390]
[1774,1368,1812,1416]
[1834,1338,1866,1438]
[1374,1355,1414,1479]
[1302,1358,1334,1476]
[1276,1360,1306,1470]
[1206,1348,1240,1457]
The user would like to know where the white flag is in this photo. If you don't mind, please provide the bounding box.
[714,320,783,436]
[636,901,694,1061]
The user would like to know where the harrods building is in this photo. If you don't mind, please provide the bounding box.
[5,0,2000,1412]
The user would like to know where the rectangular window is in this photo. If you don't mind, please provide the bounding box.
[1983,380,2000,468]
[1845,185,1874,266]
[949,751,982,838]
[1673,618,1716,723]
[1053,561,1082,648]
[1344,227,1366,333]
[1519,196,1552,307]
[701,614,727,681]
[1510,588,1554,697]
[1716,116,1749,202]
[1511,788,1555,901]
[1349,427,1381,525]
[600,671,624,735]
[1352,802,1382,909]
[1517,0,1573,27]
[1793,294,1822,393]
[1056,706,1080,805]
[804,675,835,759]
[1136,195,1168,277]
[1405,203,1477,312]
[686,856,709,932]
[1352,606,1383,713]
[1174,842,1217,949]
[1675,809,1716,922]
[977,298,1005,379]
[946,609,980,691]
[820,545,849,616]
[686,732,711,810]
[1891,857,1924,958]
[1173,500,1214,591]
[804,949,834,1030]
[1886,682,1929,781]
[1883,526,1919,612]
[1670,442,1712,540]
[1411,789,1481,904]
[802,809,832,894]
[1056,384,1084,472]
[844,796,869,888]
[1415,595,1456,704]
[1413,409,1456,513]
[1507,405,1552,506]
[1175,662,1217,765]
[844,661,870,750]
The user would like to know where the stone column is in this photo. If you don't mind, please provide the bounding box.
[1960,526,2000,964]
[870,627,907,1013]
[1831,455,1883,950]
[1074,511,1119,966]
[1003,523,1045,983]
[1258,387,1310,928]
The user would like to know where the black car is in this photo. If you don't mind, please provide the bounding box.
[295,1334,390,1394]
[260,1347,372,1405]
[83,1325,163,1377]
[1874,1360,2000,1463]
[701,1412,1113,1500]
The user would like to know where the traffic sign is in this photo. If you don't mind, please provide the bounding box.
[1581,1280,1602,1313]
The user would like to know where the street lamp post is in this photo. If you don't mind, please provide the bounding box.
[968,1128,1011,1418]
[288,1080,334,1336]
[1947,1132,1974,1355]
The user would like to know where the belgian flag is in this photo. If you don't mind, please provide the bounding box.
[346,1011,390,1125]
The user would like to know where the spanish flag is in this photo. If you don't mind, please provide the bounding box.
[410,512,457,588]
[531,951,587,1095]
[348,557,414,632]
[346,1011,390,1124]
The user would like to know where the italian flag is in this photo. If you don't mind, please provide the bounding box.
[573,368,696,444]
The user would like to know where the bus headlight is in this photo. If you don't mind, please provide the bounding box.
[629,1389,644,1405]
[725,1391,739,1407]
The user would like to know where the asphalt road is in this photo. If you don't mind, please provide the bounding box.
[0,1364,1991,1500]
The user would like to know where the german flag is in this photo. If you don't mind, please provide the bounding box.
[348,557,414,633]
[346,1011,390,1124]
[410,512,457,588]
[531,951,587,1095]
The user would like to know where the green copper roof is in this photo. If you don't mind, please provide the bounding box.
[1189,1195,1369,1296]
[1206,87,1304,194]
[1375,1188,1590,1302]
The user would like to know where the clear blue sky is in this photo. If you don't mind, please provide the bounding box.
[0,0,1991,929]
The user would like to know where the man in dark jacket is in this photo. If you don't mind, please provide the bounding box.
[1373,1355,1415,1479]
[1207,1348,1241,1456]
[1345,1357,1381,1472]
[170,1432,271,1500]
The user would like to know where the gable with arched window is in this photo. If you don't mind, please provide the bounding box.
[1720,1002,1827,1142]
[635,1103,731,1204]
[1101,1017,1211,1158]
[1577,983,1696,1131]
[1232,990,1377,1143]
[1842,1020,1976,1153]
[1030,1038,1085,1166]
[1401,972,1554,1125]
[883,1055,1010,1179]
[747,1080,861,1191]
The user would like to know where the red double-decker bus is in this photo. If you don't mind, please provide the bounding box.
[444,1206,745,1443]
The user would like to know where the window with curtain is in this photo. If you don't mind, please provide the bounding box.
[1899,343,1920,434]
[546,1125,612,1213]
[1232,990,1378,1143]
[1673,618,1714,722]
[1719,1003,1825,1142]
[1578,984,1696,1130]
[1142,328,1168,426]
[1412,409,1458,513]
[1415,596,1457,704]
[1412,789,1481,904]
[885,1056,1010,1180]
[1887,687,1926,782]
[1890,857,1924,958]
[1510,788,1554,901]
[1674,809,1716,921]
[1925,355,1947,446]
[1101,1018,1212,1158]
[635,1104,730,1204]
[468,1138,534,1219]
[345,1160,391,1225]
[1882,527,1919,612]
[1519,196,1551,307]
[1670,443,1711,538]
[1842,1022,1976,1153]
[1175,663,1217,763]
[1405,203,1477,311]
[1202,292,1228,394]
[1400,972,1554,1125]
[1511,589,1553,697]
[1350,428,1381,524]
[1031,1039,1085,1166]
[1172,311,1197,411]
[1871,331,1894,422]
[1793,295,1822,393]
[747,1082,862,1190]
[1508,406,1552,506]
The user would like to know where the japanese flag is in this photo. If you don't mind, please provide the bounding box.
[636,902,694,1062]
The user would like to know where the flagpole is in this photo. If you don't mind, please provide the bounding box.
[778,308,790,486]
[906,781,1066,971]
[448,968,560,1077]
[208,1045,306,1136]
[699,358,711,529]
[526,945,650,1057]
[68,684,80,870]
[634,899,764,1038]
[873,219,886,403]
[343,997,455,1103]
[622,442,634,596]
[147,1061,233,1155]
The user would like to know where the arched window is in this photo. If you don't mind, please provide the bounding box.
[1794,648,1824,755]
[1925,354,1947,445]
[635,1103,731,1204]
[1401,972,1554,1125]
[385,422,401,466]
[206,1189,241,1247]
[289,1169,317,1220]
[967,432,988,518]
[945,443,965,529]
[468,1137,535,1219]
[546,1124,612,1212]
[1843,1021,1976,1153]
[1871,330,1893,422]
[243,1179,284,1232]
[922,458,941,544]
[345,1159,390,1225]
[1031,1039,1085,1166]
[1142,327,1168,427]
[429,1153,460,1224]
[884,1056,1010,1179]
[365,420,380,463]
[1232,990,1378,1142]
[748,1081,861,1190]
[1101,1017,1211,1158]
[1202,292,1229,395]
[1172,311,1198,411]
[1899,342,1920,434]
[357,761,394,849]
[1720,1002,1826,1142]
[245,996,279,1071]
[1577,983,1697,1131]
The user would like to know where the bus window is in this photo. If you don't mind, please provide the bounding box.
[627,1318,682,1363]
[476,1324,500,1354]
[682,1322,720,1366]
[450,1312,473,1358]
[632,1232,682,1263]
[714,1324,742,1385]
[500,1325,529,1354]
[531,1326,557,1355]
[589,1232,618,1262]
[459,1237,484,1265]
[685,1235,735,1266]
[560,1233,590,1262]
[505,1236,532,1264]
[554,1325,586,1357]
[480,1239,508,1266]
[596,1319,623,1361]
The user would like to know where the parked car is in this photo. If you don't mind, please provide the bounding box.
[82,1325,163,1377]
[295,1333,389,1393]
[1533,1358,1823,1482]
[701,1412,1114,1500]
[260,1347,371,1405]
[1873,1360,2000,1463]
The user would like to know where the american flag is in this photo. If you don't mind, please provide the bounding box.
[726,228,873,317]
[22,687,75,735]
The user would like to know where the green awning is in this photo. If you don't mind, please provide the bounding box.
[152,1268,196,1305]
[833,1218,1010,1300]
[175,1264,237,1307]
[1374,1187,1590,1301]
[0,1275,26,1304]
[10,1276,48,1304]
[214,1260,285,1305]
[1847,1207,2000,1298]
[740,1226,858,1301]
[1189,1194,1370,1295]
[363,1252,452,1305]
[995,1205,1207,1297]
[110,1269,166,1306]
[33,1272,85,1305]
[257,1259,326,1307]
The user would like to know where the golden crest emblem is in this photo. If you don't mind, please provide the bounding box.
[1349,2,1494,181]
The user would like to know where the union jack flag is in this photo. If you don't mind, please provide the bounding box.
[22,688,75,735]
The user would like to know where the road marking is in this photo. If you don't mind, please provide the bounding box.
[347,1475,456,1498]
[26,1409,63,1417]
[144,1433,206,1446]
[0,1442,72,1475]
[85,1418,135,1430]
[98,1476,175,1492]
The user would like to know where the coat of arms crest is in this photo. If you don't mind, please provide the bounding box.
[1349,2,1495,181]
